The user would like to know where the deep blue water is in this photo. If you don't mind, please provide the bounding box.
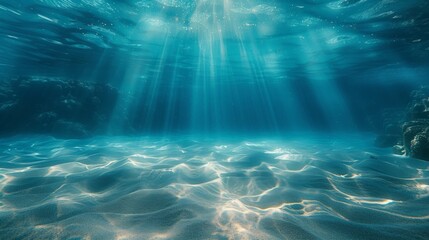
[1,0,429,133]
[1,0,429,239]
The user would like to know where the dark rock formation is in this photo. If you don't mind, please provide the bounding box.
[0,76,118,138]
[402,120,429,152]
[376,86,429,161]
[410,130,429,160]
[402,120,429,160]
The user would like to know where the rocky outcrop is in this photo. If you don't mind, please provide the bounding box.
[402,87,429,160]
[402,120,429,160]
[376,86,429,161]
[0,76,118,138]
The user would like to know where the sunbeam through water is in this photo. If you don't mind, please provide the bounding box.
[0,0,429,239]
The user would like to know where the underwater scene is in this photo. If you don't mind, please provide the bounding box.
[1,0,429,239]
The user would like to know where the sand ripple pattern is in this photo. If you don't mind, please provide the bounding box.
[0,135,428,239]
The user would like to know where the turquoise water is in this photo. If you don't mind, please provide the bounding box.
[1,0,429,239]
[1,134,428,239]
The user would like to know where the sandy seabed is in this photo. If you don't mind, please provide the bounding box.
[0,134,428,239]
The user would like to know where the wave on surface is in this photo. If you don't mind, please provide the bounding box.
[0,135,428,239]
[1,0,428,78]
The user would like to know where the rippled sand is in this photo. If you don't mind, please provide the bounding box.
[0,135,428,239]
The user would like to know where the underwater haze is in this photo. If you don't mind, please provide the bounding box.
[0,0,429,239]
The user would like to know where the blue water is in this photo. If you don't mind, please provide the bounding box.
[1,0,429,239]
